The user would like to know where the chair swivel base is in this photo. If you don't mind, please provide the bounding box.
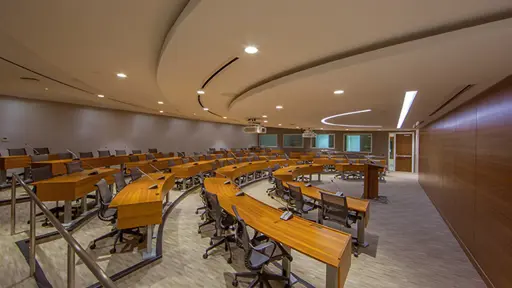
[232,269,291,288]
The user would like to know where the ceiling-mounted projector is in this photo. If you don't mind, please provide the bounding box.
[243,125,266,134]
[302,128,317,138]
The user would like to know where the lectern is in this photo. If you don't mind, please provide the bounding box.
[363,163,382,199]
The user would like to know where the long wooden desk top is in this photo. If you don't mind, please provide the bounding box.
[0,154,59,170]
[273,164,324,182]
[204,177,351,273]
[171,160,215,178]
[125,157,183,173]
[215,159,298,180]
[110,173,175,229]
[33,168,119,201]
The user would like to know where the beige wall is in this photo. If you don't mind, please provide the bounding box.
[0,96,257,156]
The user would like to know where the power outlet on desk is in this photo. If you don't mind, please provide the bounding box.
[1,137,8,142]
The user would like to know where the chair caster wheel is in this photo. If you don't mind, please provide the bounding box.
[198,229,201,234]
[195,211,198,215]
[354,253,359,257]
[138,237,144,243]
[210,240,213,245]
[202,253,208,259]
[110,248,116,254]
[232,280,238,287]
[90,243,96,249]
[227,258,232,264]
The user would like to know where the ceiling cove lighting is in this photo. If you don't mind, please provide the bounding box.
[159,110,164,113]
[321,109,382,128]
[97,94,104,98]
[197,90,205,95]
[397,91,418,129]
[262,115,268,118]
[158,101,164,104]
[276,105,283,109]
[278,124,282,126]
[203,107,209,111]
[116,73,127,78]
[264,120,268,123]
[244,46,258,54]
[333,90,344,95]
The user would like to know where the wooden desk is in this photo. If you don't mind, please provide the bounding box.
[286,181,370,246]
[171,160,214,178]
[125,157,183,174]
[215,159,298,185]
[33,168,119,224]
[273,164,324,182]
[0,154,59,185]
[204,178,351,288]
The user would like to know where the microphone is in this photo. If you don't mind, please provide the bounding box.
[283,153,290,160]
[25,143,39,155]
[217,171,244,196]
[137,168,160,190]
[66,149,80,160]
[273,195,293,221]
[330,179,344,196]
[149,164,166,180]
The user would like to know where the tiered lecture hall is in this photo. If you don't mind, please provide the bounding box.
[0,1,511,288]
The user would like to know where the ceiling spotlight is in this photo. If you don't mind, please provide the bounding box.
[276,105,283,109]
[97,94,104,98]
[262,115,268,118]
[116,73,127,78]
[320,128,324,130]
[193,113,196,115]
[44,88,48,91]
[244,46,258,54]
[296,126,299,129]
[158,101,164,104]
[203,107,209,111]
[223,116,227,119]
[197,90,205,95]
[334,90,344,95]
[159,110,164,113]
[278,124,282,126]
[264,120,268,123]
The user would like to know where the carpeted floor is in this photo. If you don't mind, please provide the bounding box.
[0,172,486,287]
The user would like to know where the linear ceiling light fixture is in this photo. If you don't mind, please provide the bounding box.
[321,109,381,128]
[397,91,417,129]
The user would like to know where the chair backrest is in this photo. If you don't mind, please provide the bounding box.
[8,148,27,156]
[275,178,286,197]
[95,179,115,221]
[31,165,53,182]
[115,150,127,156]
[146,153,156,160]
[31,154,49,162]
[204,190,223,230]
[130,167,142,182]
[113,171,127,192]
[168,160,176,167]
[205,155,213,160]
[209,148,216,152]
[193,152,201,156]
[148,148,158,153]
[177,152,185,157]
[215,154,223,159]
[34,147,50,155]
[98,150,110,157]
[288,183,305,210]
[210,161,218,170]
[232,205,251,252]
[182,158,189,164]
[58,152,73,160]
[65,161,84,174]
[79,152,94,158]
[129,155,140,162]
[272,164,280,171]
[132,149,142,154]
[320,192,350,226]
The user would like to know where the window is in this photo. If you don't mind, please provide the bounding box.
[344,134,372,152]
[259,134,278,147]
[311,134,335,149]
[283,134,303,148]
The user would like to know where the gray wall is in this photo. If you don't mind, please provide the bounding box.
[261,127,391,156]
[0,96,257,156]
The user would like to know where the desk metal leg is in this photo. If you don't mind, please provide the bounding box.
[81,196,87,213]
[281,245,291,279]
[143,224,156,259]
[326,264,339,288]
[165,193,169,204]
[63,201,72,224]
[1,169,7,186]
[23,167,30,180]
[357,212,369,247]
[318,173,321,181]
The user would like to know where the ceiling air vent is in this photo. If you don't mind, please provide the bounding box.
[429,84,474,116]
[19,77,40,82]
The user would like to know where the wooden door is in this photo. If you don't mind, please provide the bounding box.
[395,133,413,172]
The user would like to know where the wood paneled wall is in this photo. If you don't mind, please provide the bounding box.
[419,75,512,288]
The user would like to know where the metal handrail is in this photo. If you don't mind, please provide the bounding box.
[11,173,116,288]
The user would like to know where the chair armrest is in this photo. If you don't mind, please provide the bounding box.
[253,241,275,252]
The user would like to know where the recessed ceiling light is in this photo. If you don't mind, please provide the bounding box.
[334,90,344,95]
[264,120,268,123]
[276,105,283,109]
[44,88,48,91]
[397,91,418,129]
[197,90,205,95]
[203,107,209,111]
[116,73,127,78]
[159,110,164,113]
[97,94,104,98]
[223,116,227,119]
[193,113,196,115]
[320,128,324,130]
[158,101,164,104]
[244,46,258,54]
[278,124,282,126]
[296,126,299,129]
[262,115,268,118]
[345,129,349,131]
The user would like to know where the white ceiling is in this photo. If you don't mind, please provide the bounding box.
[1,0,511,131]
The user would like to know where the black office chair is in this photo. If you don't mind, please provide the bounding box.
[202,190,236,264]
[8,148,27,156]
[132,149,142,154]
[148,148,158,153]
[98,150,111,157]
[145,153,156,160]
[319,192,360,256]
[29,165,57,226]
[115,150,127,156]
[129,155,139,162]
[65,161,84,174]
[274,178,290,202]
[113,171,127,193]
[287,183,316,216]
[130,167,142,182]
[34,147,50,155]
[89,179,143,254]
[196,174,214,231]
[231,205,292,287]
[31,154,49,162]
[79,152,94,158]
[58,152,73,160]
[209,148,216,153]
